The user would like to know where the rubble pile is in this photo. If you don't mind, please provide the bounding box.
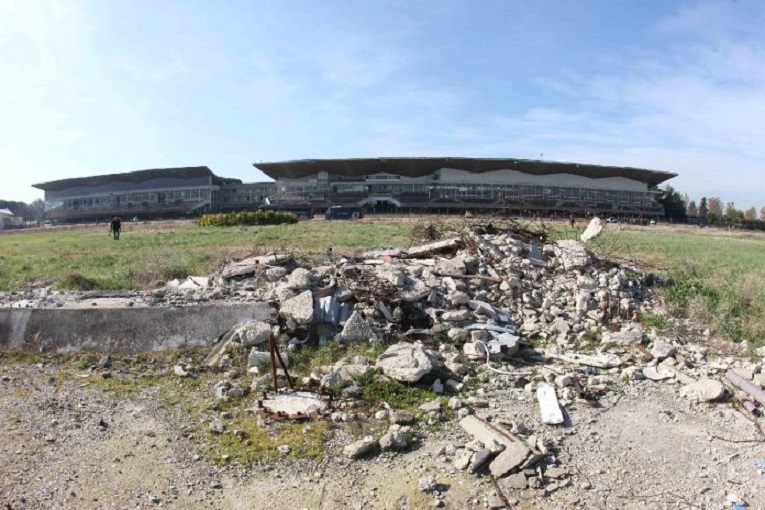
[4,222,765,507]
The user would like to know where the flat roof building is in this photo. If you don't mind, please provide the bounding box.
[254,157,677,216]
[33,167,277,222]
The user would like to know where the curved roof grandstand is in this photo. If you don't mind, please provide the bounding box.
[254,157,676,186]
[32,166,223,191]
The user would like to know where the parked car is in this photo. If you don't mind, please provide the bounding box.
[325,206,364,220]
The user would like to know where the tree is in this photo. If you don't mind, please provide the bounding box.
[687,200,698,217]
[707,197,723,223]
[744,207,757,221]
[27,199,45,222]
[724,202,738,221]
[761,206,765,221]
[699,197,708,218]
[659,186,687,221]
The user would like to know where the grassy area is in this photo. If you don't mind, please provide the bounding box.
[0,219,411,290]
[589,226,765,348]
[2,218,764,348]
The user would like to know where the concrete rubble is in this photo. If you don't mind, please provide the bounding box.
[5,222,765,508]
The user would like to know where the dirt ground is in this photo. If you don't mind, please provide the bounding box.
[2,359,764,510]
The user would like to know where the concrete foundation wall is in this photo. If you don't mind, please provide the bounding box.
[0,303,276,353]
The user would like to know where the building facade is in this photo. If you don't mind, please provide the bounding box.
[254,157,676,216]
[33,167,277,222]
[32,158,676,222]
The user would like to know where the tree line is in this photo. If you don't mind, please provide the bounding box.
[0,199,46,223]
[659,186,765,230]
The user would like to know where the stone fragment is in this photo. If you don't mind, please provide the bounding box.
[340,310,375,342]
[417,474,437,493]
[234,321,271,347]
[500,473,528,491]
[651,340,677,360]
[470,449,493,471]
[603,327,643,347]
[442,309,470,322]
[286,268,312,290]
[264,266,288,282]
[221,253,293,279]
[453,449,473,470]
[376,342,439,383]
[553,240,591,270]
[343,436,379,459]
[379,426,409,451]
[642,365,675,381]
[680,379,726,402]
[389,410,416,425]
[279,290,314,324]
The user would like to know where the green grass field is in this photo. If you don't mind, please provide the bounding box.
[1,218,764,348]
[0,219,413,290]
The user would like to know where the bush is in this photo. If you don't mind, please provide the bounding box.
[63,272,100,290]
[198,211,298,227]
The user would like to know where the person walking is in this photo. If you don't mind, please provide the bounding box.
[110,216,122,240]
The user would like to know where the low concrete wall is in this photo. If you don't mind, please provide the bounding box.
[0,303,276,353]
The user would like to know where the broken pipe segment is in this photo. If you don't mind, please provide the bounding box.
[725,369,765,407]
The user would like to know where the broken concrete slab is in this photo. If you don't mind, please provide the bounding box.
[459,415,539,477]
[404,237,461,258]
[553,240,591,270]
[680,378,726,402]
[279,290,314,324]
[340,310,375,342]
[259,391,328,417]
[376,342,440,383]
[0,303,275,353]
[536,384,564,425]
[286,268,312,290]
[221,253,293,279]
[547,352,622,369]
[642,365,675,381]
[228,320,271,348]
[343,436,379,459]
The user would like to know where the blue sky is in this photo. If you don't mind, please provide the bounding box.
[1,0,764,209]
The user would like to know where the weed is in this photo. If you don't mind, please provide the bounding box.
[63,272,100,290]
[638,312,669,329]
[198,413,329,464]
[354,369,436,411]
[73,357,92,370]
[579,330,601,351]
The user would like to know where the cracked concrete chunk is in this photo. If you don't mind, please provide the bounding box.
[286,268,312,290]
[279,290,314,324]
[680,378,726,402]
[376,342,440,383]
[343,436,378,459]
[340,310,375,342]
[553,240,591,270]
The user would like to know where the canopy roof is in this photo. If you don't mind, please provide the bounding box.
[33,167,221,191]
[254,157,676,186]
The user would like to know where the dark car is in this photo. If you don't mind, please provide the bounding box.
[325,206,364,220]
